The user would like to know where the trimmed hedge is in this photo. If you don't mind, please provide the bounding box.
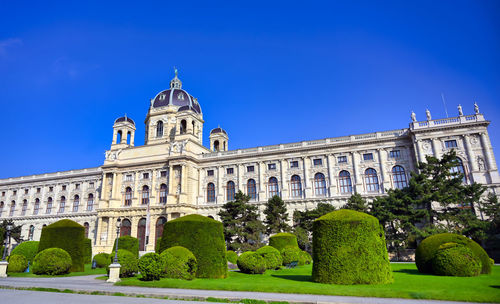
[312,210,392,285]
[415,233,491,275]
[431,242,481,277]
[256,246,282,270]
[11,241,39,263]
[269,233,298,252]
[112,235,139,258]
[226,250,238,264]
[158,214,227,278]
[138,252,164,281]
[108,249,138,277]
[160,246,197,280]
[237,251,267,274]
[299,250,312,265]
[33,248,72,275]
[38,219,85,272]
[84,238,92,264]
[280,247,302,265]
[7,254,28,273]
[94,253,110,268]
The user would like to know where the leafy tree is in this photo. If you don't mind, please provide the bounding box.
[218,191,265,252]
[342,193,369,213]
[263,195,290,234]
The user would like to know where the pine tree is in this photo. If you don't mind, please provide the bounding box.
[263,195,290,234]
[342,193,369,212]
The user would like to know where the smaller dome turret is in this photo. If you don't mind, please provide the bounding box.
[209,126,229,152]
[114,114,135,125]
[210,127,227,135]
[111,114,136,149]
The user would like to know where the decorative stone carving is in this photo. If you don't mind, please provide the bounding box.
[470,135,479,146]
[477,157,486,171]
[458,104,463,116]
[426,109,431,121]
[411,111,417,122]
[474,102,479,114]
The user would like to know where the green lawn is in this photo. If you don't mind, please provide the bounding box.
[116,263,500,303]
[8,263,107,277]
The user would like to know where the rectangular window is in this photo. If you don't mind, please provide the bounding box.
[1,191,4,196]
[247,166,255,172]
[268,163,276,170]
[207,170,214,176]
[13,190,17,195]
[62,185,66,191]
[160,171,168,177]
[290,161,299,168]
[25,189,29,194]
[89,182,94,189]
[75,184,80,190]
[226,168,234,175]
[445,140,458,149]
[363,153,373,161]
[338,156,347,163]
[389,150,401,158]
[37,188,41,193]
[313,158,323,166]
[49,187,53,192]
[143,173,149,179]
[125,174,133,182]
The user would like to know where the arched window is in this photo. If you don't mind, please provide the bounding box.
[127,131,131,145]
[156,121,163,138]
[365,168,379,192]
[34,198,40,215]
[268,177,279,197]
[142,185,149,205]
[46,197,53,214]
[214,140,220,152]
[180,120,187,134]
[138,218,147,251]
[0,202,4,216]
[290,175,302,197]
[207,183,215,203]
[450,158,467,183]
[87,194,94,211]
[226,181,235,201]
[28,225,35,240]
[84,222,89,238]
[192,121,195,134]
[21,199,28,216]
[73,195,80,212]
[155,217,167,245]
[117,130,122,144]
[392,166,408,189]
[159,184,168,204]
[314,173,327,196]
[339,170,352,194]
[59,196,66,213]
[124,187,132,206]
[247,179,257,200]
[9,201,15,216]
[121,219,131,236]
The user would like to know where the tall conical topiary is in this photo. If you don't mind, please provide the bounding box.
[158,214,227,278]
[38,219,85,272]
[312,210,392,284]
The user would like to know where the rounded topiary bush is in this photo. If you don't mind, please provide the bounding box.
[158,214,227,278]
[415,233,491,275]
[11,241,39,263]
[138,252,164,281]
[269,233,298,252]
[108,249,138,277]
[312,210,392,285]
[112,235,139,258]
[226,250,238,264]
[237,251,267,274]
[38,219,85,272]
[256,246,282,270]
[299,250,312,265]
[280,247,302,265]
[83,238,92,264]
[160,246,197,280]
[33,248,72,275]
[93,253,110,268]
[431,242,481,277]
[7,254,28,273]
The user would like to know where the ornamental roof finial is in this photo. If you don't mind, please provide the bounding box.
[170,67,182,89]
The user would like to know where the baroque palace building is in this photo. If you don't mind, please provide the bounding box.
[1,71,499,254]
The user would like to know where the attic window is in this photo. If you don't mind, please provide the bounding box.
[159,94,166,100]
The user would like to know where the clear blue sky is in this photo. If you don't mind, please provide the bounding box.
[0,1,499,178]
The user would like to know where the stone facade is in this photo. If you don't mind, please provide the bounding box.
[1,72,499,255]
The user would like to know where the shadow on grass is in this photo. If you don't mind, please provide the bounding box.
[491,285,500,289]
[270,274,313,282]
[393,269,423,275]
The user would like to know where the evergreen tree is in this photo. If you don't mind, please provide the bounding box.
[1,219,23,243]
[292,203,336,250]
[263,195,290,234]
[218,191,265,252]
[343,193,369,212]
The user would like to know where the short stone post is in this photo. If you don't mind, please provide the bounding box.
[106,263,121,283]
[0,261,8,278]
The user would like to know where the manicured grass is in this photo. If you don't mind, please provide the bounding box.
[8,263,106,277]
[116,263,500,303]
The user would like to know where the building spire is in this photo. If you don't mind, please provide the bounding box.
[170,67,182,89]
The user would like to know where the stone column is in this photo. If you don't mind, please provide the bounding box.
[351,152,362,193]
[327,154,335,196]
[463,134,478,172]
[168,167,174,200]
[258,162,265,200]
[217,166,223,203]
[431,138,441,158]
[280,159,288,198]
[151,169,157,205]
[302,157,311,198]
[480,132,497,171]
[415,139,424,163]
[378,149,388,193]
[237,164,243,193]
[197,168,203,204]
